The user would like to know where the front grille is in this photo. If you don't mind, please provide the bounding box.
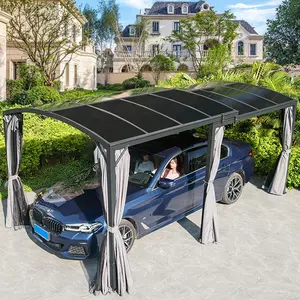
[32,208,43,225]
[43,217,63,234]
[68,245,87,256]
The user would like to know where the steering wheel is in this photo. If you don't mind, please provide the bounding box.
[144,170,154,178]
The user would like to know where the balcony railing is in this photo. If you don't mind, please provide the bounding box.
[114,50,209,59]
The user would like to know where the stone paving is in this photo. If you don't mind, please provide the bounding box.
[1,177,300,300]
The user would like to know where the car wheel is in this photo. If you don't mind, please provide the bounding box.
[119,219,136,252]
[221,172,244,205]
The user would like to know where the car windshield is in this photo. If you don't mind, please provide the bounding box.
[40,148,165,201]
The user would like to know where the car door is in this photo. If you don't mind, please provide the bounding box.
[184,144,231,211]
[143,154,191,229]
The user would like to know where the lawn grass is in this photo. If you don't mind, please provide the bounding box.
[0,160,91,201]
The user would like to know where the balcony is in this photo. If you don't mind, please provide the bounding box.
[114,49,208,60]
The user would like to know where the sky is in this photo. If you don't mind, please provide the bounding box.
[76,0,283,35]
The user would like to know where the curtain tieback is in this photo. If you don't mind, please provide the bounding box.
[9,175,19,181]
[204,179,214,184]
[107,225,119,233]
[285,149,291,154]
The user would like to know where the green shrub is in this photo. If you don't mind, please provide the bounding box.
[27,86,61,104]
[0,104,91,180]
[122,77,151,89]
[19,64,45,90]
[158,72,196,88]
[53,80,62,91]
[6,79,24,100]
[106,83,124,91]
[60,88,93,100]
[11,91,29,105]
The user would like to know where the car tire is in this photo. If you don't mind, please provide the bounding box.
[221,172,244,205]
[119,219,136,252]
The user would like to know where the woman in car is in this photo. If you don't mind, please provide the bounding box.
[161,157,181,180]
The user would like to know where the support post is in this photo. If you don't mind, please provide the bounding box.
[200,123,217,242]
[107,148,117,291]
[282,104,297,193]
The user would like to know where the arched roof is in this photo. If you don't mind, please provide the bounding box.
[4,82,296,150]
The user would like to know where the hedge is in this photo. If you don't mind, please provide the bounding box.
[0,103,90,180]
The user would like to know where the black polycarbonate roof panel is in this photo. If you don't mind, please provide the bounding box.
[155,89,234,116]
[91,100,179,133]
[227,82,288,104]
[5,83,296,148]
[55,106,145,143]
[205,85,274,110]
[124,93,209,123]
[193,90,255,115]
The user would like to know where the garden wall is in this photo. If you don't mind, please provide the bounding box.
[97,72,197,85]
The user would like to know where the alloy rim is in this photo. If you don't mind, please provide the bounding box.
[119,225,134,251]
[227,176,243,202]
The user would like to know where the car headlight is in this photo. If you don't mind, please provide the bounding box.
[64,222,102,233]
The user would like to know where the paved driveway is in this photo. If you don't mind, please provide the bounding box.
[1,177,300,300]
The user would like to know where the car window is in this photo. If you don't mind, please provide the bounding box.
[187,146,207,173]
[187,145,228,173]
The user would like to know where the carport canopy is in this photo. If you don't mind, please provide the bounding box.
[3,82,297,296]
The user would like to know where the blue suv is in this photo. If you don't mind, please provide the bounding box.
[28,134,254,259]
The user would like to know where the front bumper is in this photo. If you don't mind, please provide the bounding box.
[28,210,104,260]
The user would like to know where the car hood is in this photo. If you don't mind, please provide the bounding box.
[37,183,144,224]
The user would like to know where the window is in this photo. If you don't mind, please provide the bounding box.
[65,63,69,87]
[123,45,132,53]
[152,44,160,56]
[129,26,136,36]
[250,44,257,56]
[174,22,180,32]
[182,5,188,14]
[173,45,181,58]
[73,25,76,43]
[187,145,228,173]
[168,5,174,14]
[202,3,209,10]
[237,41,244,56]
[12,62,24,80]
[74,65,78,86]
[152,21,159,33]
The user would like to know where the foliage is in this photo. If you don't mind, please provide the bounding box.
[158,73,196,88]
[200,44,232,77]
[122,77,151,89]
[150,54,175,84]
[0,104,91,180]
[27,86,61,105]
[19,64,45,90]
[233,62,253,69]
[6,79,24,100]
[167,10,238,77]
[60,88,116,100]
[104,83,124,91]
[11,91,30,105]
[1,0,87,86]
[264,0,300,65]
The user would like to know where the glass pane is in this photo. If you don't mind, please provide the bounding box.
[250,44,256,55]
[188,146,207,173]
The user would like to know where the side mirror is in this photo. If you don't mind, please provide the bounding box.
[157,178,175,189]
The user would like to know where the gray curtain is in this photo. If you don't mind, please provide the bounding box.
[91,146,132,295]
[200,126,224,244]
[268,106,294,195]
[3,114,28,229]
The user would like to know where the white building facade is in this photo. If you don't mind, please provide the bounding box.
[4,1,97,92]
[113,1,263,73]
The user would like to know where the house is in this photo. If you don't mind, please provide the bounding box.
[113,1,263,73]
[2,1,97,94]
